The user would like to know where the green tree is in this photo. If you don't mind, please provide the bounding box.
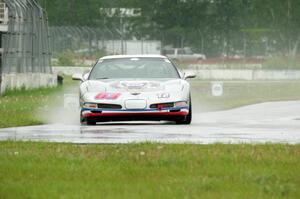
[36,0,300,57]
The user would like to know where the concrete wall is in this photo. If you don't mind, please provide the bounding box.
[252,70,300,80]
[194,70,253,80]
[53,66,300,81]
[0,73,57,94]
[52,67,91,76]
[186,69,300,80]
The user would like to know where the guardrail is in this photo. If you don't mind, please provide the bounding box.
[187,69,300,80]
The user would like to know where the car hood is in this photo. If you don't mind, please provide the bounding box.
[80,78,185,95]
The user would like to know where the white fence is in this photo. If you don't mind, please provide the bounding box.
[52,67,91,76]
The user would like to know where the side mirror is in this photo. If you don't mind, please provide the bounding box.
[72,73,84,81]
[183,71,197,80]
[72,73,90,81]
[82,73,89,81]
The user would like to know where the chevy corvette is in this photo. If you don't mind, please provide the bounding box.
[72,55,196,125]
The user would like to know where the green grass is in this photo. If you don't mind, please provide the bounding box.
[0,142,299,198]
[0,87,61,128]
[0,76,75,128]
[191,80,300,112]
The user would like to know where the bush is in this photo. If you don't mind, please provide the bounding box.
[57,51,75,66]
[262,56,300,70]
[92,49,107,59]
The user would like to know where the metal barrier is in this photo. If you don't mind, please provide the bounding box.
[0,1,7,23]
[49,26,122,55]
[49,26,163,56]
[2,0,51,74]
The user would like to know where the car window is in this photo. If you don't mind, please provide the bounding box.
[177,49,185,54]
[89,58,180,79]
[185,48,193,55]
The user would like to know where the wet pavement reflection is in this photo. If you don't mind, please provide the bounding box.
[1,101,300,144]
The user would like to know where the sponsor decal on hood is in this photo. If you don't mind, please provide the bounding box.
[84,79,183,94]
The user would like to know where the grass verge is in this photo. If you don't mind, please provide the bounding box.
[0,142,299,199]
[191,80,300,112]
[0,76,75,128]
[0,87,62,128]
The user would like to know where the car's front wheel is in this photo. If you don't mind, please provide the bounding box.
[175,100,192,125]
[86,120,96,125]
[80,111,96,125]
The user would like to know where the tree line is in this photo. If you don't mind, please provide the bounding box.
[38,0,300,57]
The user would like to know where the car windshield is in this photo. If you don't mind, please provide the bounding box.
[89,58,180,79]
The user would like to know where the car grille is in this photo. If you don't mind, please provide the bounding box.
[150,102,174,109]
[98,103,122,109]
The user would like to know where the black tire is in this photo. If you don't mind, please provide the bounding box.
[86,120,96,125]
[80,111,96,125]
[80,111,86,125]
[176,99,192,125]
[80,112,84,123]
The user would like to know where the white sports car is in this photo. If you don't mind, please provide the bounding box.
[72,55,196,125]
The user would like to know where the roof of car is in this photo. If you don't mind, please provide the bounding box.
[99,54,167,60]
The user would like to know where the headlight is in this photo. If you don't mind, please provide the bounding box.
[83,103,98,109]
[174,101,188,107]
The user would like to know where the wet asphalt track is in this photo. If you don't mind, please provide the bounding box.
[1,101,300,144]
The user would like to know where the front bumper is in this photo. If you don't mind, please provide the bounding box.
[81,106,189,122]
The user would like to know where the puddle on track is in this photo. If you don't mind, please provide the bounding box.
[1,101,300,144]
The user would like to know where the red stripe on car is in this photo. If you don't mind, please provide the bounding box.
[83,111,188,118]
